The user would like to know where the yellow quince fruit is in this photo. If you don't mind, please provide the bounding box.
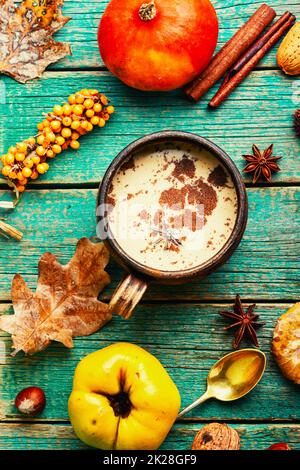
[68,342,181,450]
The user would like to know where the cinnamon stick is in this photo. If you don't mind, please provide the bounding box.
[185,4,276,102]
[0,220,23,241]
[0,201,14,209]
[209,13,295,108]
[220,11,294,88]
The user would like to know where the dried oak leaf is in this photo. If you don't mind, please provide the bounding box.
[0,0,71,83]
[0,238,112,355]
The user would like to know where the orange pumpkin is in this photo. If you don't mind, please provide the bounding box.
[98,0,218,91]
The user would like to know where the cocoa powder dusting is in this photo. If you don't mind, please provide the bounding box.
[172,155,196,182]
[208,165,228,188]
[139,210,149,221]
[159,187,186,209]
[187,180,217,216]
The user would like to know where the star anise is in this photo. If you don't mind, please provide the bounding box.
[219,295,265,349]
[243,144,282,183]
[151,225,182,251]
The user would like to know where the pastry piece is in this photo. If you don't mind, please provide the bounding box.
[272,303,300,384]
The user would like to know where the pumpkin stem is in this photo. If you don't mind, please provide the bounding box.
[139,0,157,21]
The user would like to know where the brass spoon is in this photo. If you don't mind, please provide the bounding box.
[177,348,266,418]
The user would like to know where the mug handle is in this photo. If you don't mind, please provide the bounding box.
[109,274,148,319]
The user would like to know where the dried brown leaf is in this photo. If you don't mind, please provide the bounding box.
[0,238,112,355]
[0,0,71,83]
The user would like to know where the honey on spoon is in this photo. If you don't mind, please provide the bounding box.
[178,349,266,418]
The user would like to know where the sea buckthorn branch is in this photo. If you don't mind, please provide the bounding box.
[1,89,114,197]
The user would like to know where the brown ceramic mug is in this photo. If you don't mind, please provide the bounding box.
[97,131,248,319]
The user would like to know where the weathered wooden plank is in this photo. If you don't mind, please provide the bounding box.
[44,0,300,69]
[0,422,299,450]
[0,187,299,301]
[0,303,299,421]
[0,71,299,185]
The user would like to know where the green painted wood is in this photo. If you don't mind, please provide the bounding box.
[0,71,299,186]
[42,0,300,70]
[0,187,299,301]
[0,423,299,450]
[0,0,300,451]
[0,304,299,422]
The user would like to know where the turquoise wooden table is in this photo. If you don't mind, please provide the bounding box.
[0,0,300,451]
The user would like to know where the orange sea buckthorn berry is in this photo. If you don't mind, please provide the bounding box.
[51,120,62,132]
[42,119,50,128]
[45,131,56,142]
[106,106,115,115]
[91,116,100,126]
[17,185,26,193]
[68,94,76,105]
[1,155,7,164]
[73,105,84,116]
[61,127,72,138]
[32,156,41,165]
[19,176,28,184]
[37,163,48,174]
[100,94,109,105]
[70,140,80,150]
[71,120,80,130]
[17,171,24,181]
[22,167,32,178]
[36,146,46,157]
[81,120,89,130]
[62,116,72,127]
[6,154,15,165]
[2,166,11,177]
[93,103,102,113]
[37,122,44,131]
[37,135,46,146]
[46,150,55,158]
[75,94,84,104]
[71,132,79,141]
[56,136,65,146]
[26,137,36,146]
[63,104,72,115]
[53,105,64,116]
[8,170,17,179]
[24,159,34,168]
[98,118,106,128]
[31,170,39,180]
[86,122,93,132]
[15,152,25,162]
[84,99,94,109]
[16,142,28,153]
[86,109,95,118]
[52,144,62,154]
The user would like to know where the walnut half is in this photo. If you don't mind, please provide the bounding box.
[191,423,240,450]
